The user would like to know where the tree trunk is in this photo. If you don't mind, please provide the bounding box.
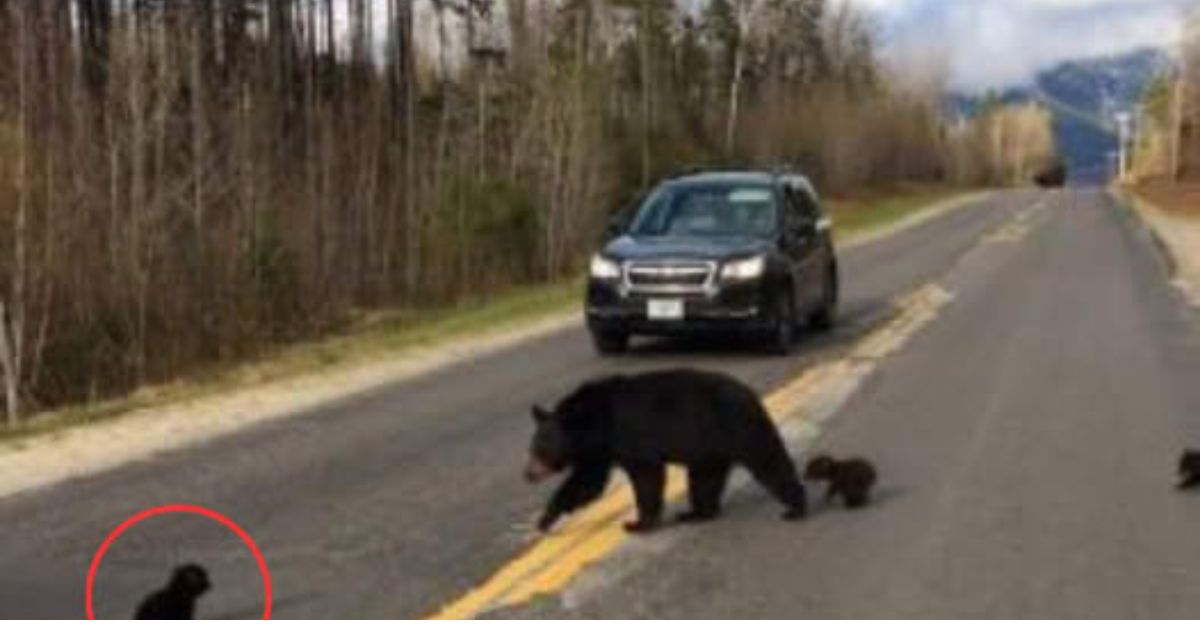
[0,301,18,426]
[639,0,652,185]
[725,2,748,156]
[3,2,29,425]
[400,0,420,299]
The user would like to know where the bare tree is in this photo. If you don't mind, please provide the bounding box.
[0,0,998,424]
[1,0,29,424]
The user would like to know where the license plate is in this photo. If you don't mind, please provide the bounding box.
[647,299,685,321]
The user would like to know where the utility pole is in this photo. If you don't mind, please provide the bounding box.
[1116,111,1132,184]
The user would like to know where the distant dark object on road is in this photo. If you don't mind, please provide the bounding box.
[1178,450,1200,490]
[1034,160,1068,188]
[134,564,211,620]
[805,454,877,509]
[526,369,808,534]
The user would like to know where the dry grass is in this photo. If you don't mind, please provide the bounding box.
[1133,182,1200,218]
[1,279,584,442]
[827,184,969,239]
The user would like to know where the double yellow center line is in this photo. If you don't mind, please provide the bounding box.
[428,283,953,619]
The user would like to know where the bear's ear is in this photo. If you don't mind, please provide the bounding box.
[532,405,552,423]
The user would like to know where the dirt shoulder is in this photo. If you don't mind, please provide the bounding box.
[1125,185,1200,308]
[0,308,580,500]
[0,189,987,501]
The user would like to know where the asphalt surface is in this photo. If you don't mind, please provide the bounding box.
[501,189,1200,619]
[4,189,1196,619]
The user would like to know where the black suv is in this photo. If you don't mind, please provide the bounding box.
[586,170,839,355]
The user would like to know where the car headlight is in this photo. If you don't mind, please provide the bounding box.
[590,255,622,280]
[721,256,766,281]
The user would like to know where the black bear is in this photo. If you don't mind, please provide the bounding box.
[134,564,211,620]
[1033,160,1067,188]
[805,454,877,509]
[1178,449,1200,490]
[525,369,808,534]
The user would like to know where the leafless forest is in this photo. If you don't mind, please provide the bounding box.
[0,0,1050,424]
[1135,9,1200,182]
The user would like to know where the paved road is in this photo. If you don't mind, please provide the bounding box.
[6,189,1195,619]
[500,189,1200,619]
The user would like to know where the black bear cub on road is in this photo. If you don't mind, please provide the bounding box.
[805,455,877,509]
[134,564,211,620]
[1178,450,1200,490]
[525,369,808,533]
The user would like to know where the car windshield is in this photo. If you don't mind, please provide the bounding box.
[628,183,778,238]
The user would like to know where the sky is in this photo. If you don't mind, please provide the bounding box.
[843,0,1190,91]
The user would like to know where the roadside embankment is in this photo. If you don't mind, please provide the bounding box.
[1123,185,1200,308]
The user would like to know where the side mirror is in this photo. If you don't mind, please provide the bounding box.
[789,220,817,240]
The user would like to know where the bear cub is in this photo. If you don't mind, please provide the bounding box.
[1178,449,1200,490]
[525,369,808,534]
[805,454,877,509]
[134,564,211,620]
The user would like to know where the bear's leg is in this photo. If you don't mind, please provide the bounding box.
[824,482,840,505]
[745,452,808,520]
[539,462,614,531]
[622,462,666,534]
[678,461,732,523]
[844,485,870,509]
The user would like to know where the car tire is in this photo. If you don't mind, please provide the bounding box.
[808,267,838,332]
[765,292,796,355]
[592,330,630,355]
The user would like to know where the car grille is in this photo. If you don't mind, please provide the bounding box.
[625,261,716,294]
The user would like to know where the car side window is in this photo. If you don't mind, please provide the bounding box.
[782,185,810,231]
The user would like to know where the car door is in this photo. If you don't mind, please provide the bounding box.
[782,182,824,310]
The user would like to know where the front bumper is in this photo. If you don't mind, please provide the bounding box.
[586,279,773,336]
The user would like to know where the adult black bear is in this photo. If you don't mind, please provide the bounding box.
[805,454,877,509]
[134,564,211,620]
[525,369,808,534]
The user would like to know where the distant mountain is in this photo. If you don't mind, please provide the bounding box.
[1036,48,1173,183]
[948,48,1174,184]
[1037,48,1172,121]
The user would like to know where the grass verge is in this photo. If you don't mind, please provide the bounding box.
[827,184,969,241]
[1,279,583,443]
[3,185,975,442]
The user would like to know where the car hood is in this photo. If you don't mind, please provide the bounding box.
[603,235,772,262]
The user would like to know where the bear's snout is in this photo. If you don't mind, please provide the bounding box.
[524,457,558,483]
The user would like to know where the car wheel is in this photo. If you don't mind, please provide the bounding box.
[765,293,796,355]
[592,330,630,355]
[808,267,838,332]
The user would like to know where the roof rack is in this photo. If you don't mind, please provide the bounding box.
[669,165,716,179]
[667,164,805,180]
